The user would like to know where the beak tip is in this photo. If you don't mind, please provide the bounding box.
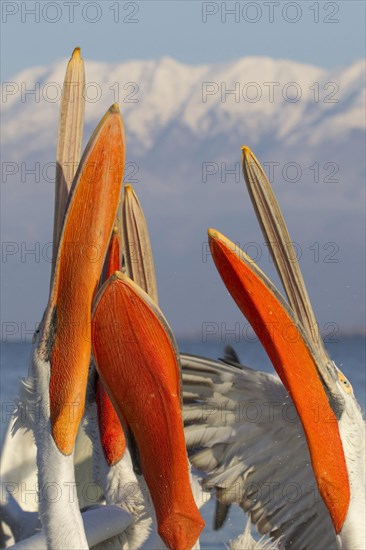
[71,47,81,59]
[207,228,217,240]
[110,102,120,114]
[159,513,205,550]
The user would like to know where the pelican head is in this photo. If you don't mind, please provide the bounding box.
[37,103,125,455]
[207,147,365,547]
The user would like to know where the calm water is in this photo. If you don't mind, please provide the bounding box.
[1,337,365,548]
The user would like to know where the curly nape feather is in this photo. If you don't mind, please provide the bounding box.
[12,373,39,436]
[11,335,48,436]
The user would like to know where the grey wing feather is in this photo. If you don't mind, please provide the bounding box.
[181,353,340,550]
[222,345,241,367]
[214,499,231,530]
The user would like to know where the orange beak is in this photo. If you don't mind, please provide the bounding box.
[96,228,127,466]
[37,104,125,456]
[96,375,126,466]
[208,229,350,534]
[91,272,205,550]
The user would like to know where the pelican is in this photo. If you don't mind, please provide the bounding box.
[13,101,125,549]
[10,46,126,549]
[84,185,178,550]
[84,223,153,550]
[181,147,365,549]
[91,260,205,550]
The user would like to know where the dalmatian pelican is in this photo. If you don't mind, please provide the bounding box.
[181,146,365,549]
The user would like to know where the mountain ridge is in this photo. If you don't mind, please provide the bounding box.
[1,56,365,334]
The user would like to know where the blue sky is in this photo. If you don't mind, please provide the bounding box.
[1,0,365,79]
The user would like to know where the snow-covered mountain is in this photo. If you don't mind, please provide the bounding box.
[1,56,365,336]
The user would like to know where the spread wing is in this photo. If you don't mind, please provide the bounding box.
[181,353,340,550]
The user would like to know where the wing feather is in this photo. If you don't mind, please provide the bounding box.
[181,353,340,550]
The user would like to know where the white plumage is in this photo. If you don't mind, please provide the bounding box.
[84,368,153,550]
[181,352,365,549]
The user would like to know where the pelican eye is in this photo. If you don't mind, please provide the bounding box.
[337,371,353,394]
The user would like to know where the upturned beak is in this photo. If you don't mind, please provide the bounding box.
[206,144,353,534]
[208,228,350,534]
[91,272,205,550]
[95,180,159,467]
[36,104,125,455]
